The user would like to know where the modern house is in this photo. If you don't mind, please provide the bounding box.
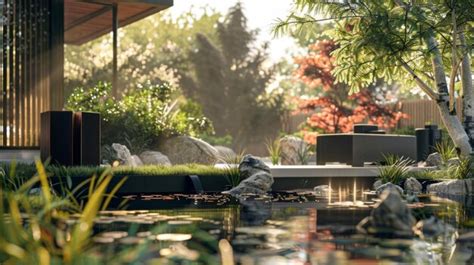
[0,0,173,159]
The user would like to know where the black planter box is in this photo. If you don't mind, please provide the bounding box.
[41,111,74,166]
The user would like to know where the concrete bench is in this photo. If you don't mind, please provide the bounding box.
[316,133,416,167]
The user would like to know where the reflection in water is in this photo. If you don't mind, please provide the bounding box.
[91,190,474,264]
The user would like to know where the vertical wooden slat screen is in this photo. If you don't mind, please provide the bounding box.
[0,0,63,148]
[398,98,463,128]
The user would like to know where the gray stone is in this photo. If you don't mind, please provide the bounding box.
[425,152,443,167]
[375,182,403,196]
[414,216,455,239]
[313,185,333,197]
[139,151,171,166]
[447,157,461,167]
[214,146,237,161]
[112,143,142,166]
[279,136,308,165]
[404,177,422,194]
[224,155,273,197]
[373,179,383,190]
[130,155,143,166]
[158,136,219,165]
[427,179,474,196]
[358,188,416,237]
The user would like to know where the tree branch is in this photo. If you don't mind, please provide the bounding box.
[397,58,437,100]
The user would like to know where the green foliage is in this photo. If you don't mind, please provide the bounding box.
[378,155,414,184]
[392,126,415,135]
[0,161,125,264]
[65,7,222,96]
[217,150,246,187]
[266,139,281,165]
[449,156,473,180]
[200,133,233,148]
[1,163,233,183]
[182,3,287,150]
[66,82,214,154]
[275,1,474,96]
[0,162,224,264]
[434,140,457,165]
[297,141,311,165]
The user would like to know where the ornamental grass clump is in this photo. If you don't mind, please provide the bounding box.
[378,155,413,184]
[434,140,457,165]
[0,161,126,264]
[448,156,473,180]
[265,139,281,165]
[217,150,246,187]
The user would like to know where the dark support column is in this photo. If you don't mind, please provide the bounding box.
[49,0,64,111]
[112,3,118,97]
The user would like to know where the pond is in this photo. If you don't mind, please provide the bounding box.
[86,188,474,264]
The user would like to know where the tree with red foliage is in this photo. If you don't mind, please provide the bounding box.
[294,40,407,144]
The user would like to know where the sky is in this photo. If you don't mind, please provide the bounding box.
[170,0,297,62]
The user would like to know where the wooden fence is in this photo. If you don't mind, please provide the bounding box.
[285,98,465,133]
[397,98,463,129]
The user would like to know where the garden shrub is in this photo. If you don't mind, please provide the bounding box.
[66,82,214,154]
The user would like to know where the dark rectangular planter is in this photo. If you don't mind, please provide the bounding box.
[41,111,74,166]
[73,112,101,166]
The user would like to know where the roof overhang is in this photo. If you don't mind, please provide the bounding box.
[64,0,173,45]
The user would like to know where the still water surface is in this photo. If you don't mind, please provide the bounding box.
[89,188,474,264]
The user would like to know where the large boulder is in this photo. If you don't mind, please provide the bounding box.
[214,145,237,161]
[139,151,171,166]
[111,143,142,166]
[358,187,416,237]
[224,155,273,197]
[279,136,308,165]
[425,152,443,167]
[375,182,403,196]
[414,216,455,239]
[404,177,422,194]
[427,179,474,196]
[158,136,219,165]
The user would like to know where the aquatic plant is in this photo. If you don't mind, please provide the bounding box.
[378,155,413,184]
[266,138,281,165]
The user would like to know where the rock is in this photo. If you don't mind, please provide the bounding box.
[224,155,273,196]
[112,143,142,166]
[427,179,474,196]
[414,216,455,239]
[130,155,143,166]
[279,136,309,165]
[139,151,171,166]
[313,185,333,197]
[404,177,422,194]
[425,152,443,167]
[375,182,403,196]
[373,179,383,190]
[358,188,416,237]
[239,199,272,226]
[447,157,461,167]
[214,145,237,161]
[457,231,474,242]
[158,136,219,165]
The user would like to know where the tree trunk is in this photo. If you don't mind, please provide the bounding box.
[460,29,474,153]
[425,34,472,155]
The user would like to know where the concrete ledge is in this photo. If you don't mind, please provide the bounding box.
[270,165,380,178]
[0,149,40,162]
